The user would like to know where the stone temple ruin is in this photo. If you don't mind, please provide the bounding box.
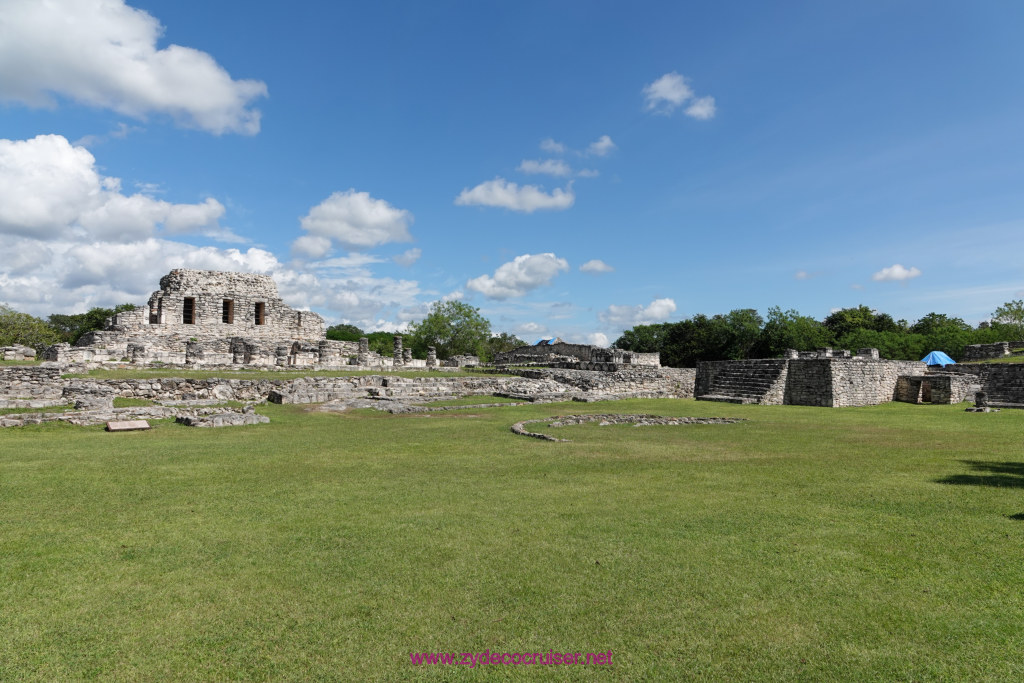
[694,347,1004,407]
[43,269,417,369]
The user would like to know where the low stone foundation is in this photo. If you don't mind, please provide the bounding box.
[511,414,745,442]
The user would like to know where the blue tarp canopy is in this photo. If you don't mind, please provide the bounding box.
[921,350,956,366]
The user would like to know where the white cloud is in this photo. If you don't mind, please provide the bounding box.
[466,253,569,299]
[795,270,811,280]
[643,72,694,113]
[587,332,609,347]
[872,264,922,282]
[393,247,421,267]
[455,178,575,213]
[518,321,546,336]
[0,134,225,242]
[586,135,616,157]
[576,169,600,178]
[297,189,413,252]
[685,96,716,120]
[643,71,715,120]
[580,259,614,274]
[0,0,267,135]
[599,297,677,327]
[540,138,566,154]
[291,235,332,259]
[517,159,572,177]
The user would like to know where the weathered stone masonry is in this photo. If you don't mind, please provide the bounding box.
[696,351,928,407]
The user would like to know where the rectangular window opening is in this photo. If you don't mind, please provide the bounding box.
[182,297,196,325]
[222,299,234,324]
[255,302,265,325]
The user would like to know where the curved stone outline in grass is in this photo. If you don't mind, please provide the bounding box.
[511,414,747,442]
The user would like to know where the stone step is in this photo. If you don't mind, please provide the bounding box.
[697,394,758,404]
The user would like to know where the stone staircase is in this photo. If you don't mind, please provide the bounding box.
[697,360,789,404]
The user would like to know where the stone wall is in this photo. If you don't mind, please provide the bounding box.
[18,367,696,408]
[939,364,1024,404]
[512,367,695,399]
[962,341,1024,362]
[1,345,36,361]
[0,366,64,400]
[827,359,926,407]
[697,357,926,407]
[495,343,660,368]
[895,373,979,404]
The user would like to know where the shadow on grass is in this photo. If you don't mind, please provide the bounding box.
[936,460,1024,489]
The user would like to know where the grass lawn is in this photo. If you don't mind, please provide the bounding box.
[413,395,525,407]
[1,399,1023,680]
[962,354,1024,365]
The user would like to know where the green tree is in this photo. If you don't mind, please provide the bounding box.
[823,305,899,339]
[0,304,62,351]
[365,331,397,356]
[659,311,759,367]
[909,313,974,360]
[721,308,763,359]
[480,332,526,363]
[48,303,137,344]
[407,301,492,360]
[835,329,925,361]
[991,299,1024,340]
[752,307,833,357]
[613,323,673,353]
[325,323,364,342]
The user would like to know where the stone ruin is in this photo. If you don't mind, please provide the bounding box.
[962,341,1024,362]
[697,348,932,407]
[41,269,412,369]
[494,340,661,371]
[1,345,36,361]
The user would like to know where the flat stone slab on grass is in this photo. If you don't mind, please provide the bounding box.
[106,420,151,432]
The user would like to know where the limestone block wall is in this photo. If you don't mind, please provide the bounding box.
[514,367,695,398]
[495,343,661,367]
[783,360,834,406]
[962,341,1024,361]
[46,368,695,406]
[1,345,36,361]
[0,366,64,400]
[827,359,926,407]
[940,364,1024,404]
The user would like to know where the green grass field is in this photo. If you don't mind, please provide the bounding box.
[2,399,1023,681]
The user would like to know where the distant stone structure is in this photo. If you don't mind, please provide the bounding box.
[494,341,660,370]
[962,341,1024,362]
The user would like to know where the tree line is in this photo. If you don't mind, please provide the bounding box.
[613,301,1024,368]
[0,299,525,363]
[327,301,525,362]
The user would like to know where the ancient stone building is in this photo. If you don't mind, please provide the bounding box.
[43,269,387,368]
[696,348,928,407]
[494,341,660,370]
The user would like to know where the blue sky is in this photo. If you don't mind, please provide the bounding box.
[2,0,1023,345]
